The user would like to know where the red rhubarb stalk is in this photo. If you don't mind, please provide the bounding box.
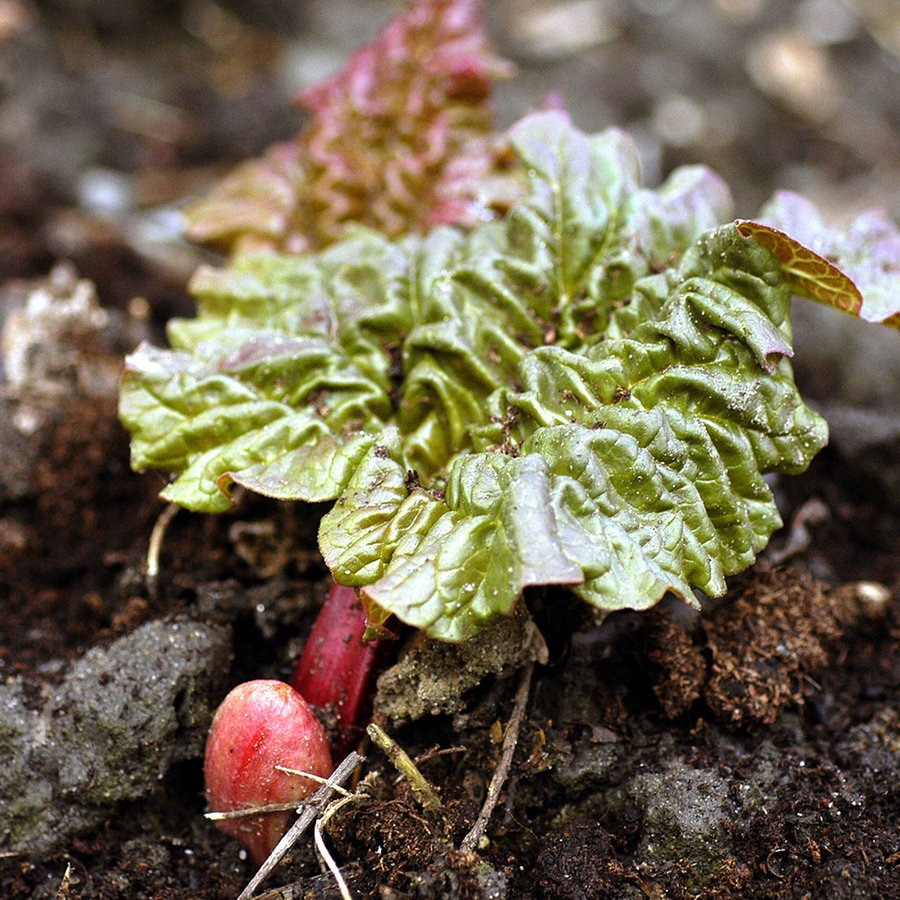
[291,581,392,758]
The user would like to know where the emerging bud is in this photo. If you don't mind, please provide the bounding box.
[204,680,333,865]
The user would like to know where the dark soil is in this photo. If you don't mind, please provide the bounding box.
[1,2,898,898]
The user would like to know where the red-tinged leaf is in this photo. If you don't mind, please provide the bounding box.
[737,190,900,330]
[426,132,524,228]
[185,0,516,253]
[184,143,312,255]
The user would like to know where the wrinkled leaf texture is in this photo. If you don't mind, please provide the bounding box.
[121,111,828,641]
[184,0,517,254]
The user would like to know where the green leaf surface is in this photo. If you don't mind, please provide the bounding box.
[121,111,831,639]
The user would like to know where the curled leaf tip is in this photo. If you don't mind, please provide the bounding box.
[737,192,900,331]
[735,219,863,316]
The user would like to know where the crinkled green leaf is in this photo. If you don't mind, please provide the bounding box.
[737,190,900,330]
[120,342,377,512]
[121,111,830,640]
[327,224,825,640]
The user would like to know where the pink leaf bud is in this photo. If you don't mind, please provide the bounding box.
[204,680,332,865]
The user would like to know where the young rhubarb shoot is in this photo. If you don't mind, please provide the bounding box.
[120,4,900,645]
[204,680,333,865]
[291,582,392,759]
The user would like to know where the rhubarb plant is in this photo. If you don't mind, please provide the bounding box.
[120,1,898,646]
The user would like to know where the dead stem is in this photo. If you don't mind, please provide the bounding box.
[366,723,442,810]
[145,501,178,589]
[207,800,319,821]
[767,496,829,564]
[53,863,74,899]
[206,769,356,822]
[460,662,534,852]
[275,766,356,797]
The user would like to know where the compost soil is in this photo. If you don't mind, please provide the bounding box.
[1,2,898,898]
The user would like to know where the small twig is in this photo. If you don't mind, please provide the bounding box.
[207,800,317,821]
[236,751,363,900]
[414,745,468,764]
[366,723,442,810]
[146,501,179,588]
[460,662,534,852]
[768,497,829,565]
[208,770,355,821]
[314,794,360,900]
[275,766,355,797]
